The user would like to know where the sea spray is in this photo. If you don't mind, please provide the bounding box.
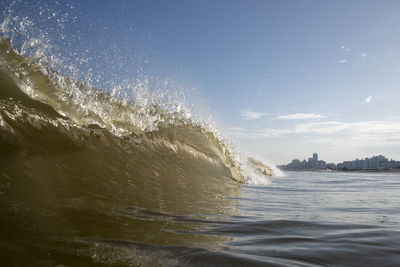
[7,1,281,183]
[1,1,279,182]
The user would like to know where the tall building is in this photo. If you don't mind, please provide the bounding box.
[278,153,327,170]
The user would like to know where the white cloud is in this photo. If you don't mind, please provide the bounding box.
[249,121,348,137]
[361,52,368,58]
[337,59,347,63]
[275,113,327,120]
[240,110,268,120]
[228,120,400,152]
[228,126,245,131]
[340,45,350,52]
[299,121,400,149]
[363,96,372,104]
[232,120,400,164]
[232,119,399,135]
[229,120,400,157]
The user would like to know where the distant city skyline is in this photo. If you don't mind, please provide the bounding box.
[280,153,400,165]
[278,153,400,171]
[286,152,400,164]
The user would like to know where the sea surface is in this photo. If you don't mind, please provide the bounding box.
[3,147,400,267]
[222,171,400,266]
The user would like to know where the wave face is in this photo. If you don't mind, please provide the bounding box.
[0,30,249,265]
[0,2,278,264]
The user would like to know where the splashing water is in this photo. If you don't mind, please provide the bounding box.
[0,2,281,265]
[0,0,278,179]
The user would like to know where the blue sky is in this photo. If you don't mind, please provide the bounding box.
[2,0,400,164]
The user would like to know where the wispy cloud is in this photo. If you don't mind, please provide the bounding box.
[253,121,349,137]
[228,119,400,158]
[240,110,268,120]
[337,59,347,63]
[361,52,368,58]
[363,96,372,104]
[275,113,327,120]
[340,45,351,52]
[234,121,400,148]
[298,121,400,148]
[290,121,400,135]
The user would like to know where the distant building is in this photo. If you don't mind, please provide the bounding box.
[278,154,400,171]
[337,155,400,170]
[278,153,329,170]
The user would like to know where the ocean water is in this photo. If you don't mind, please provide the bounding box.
[1,1,400,266]
[221,171,400,266]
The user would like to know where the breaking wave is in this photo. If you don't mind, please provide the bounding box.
[0,2,275,265]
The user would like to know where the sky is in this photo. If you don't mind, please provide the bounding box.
[2,0,400,165]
